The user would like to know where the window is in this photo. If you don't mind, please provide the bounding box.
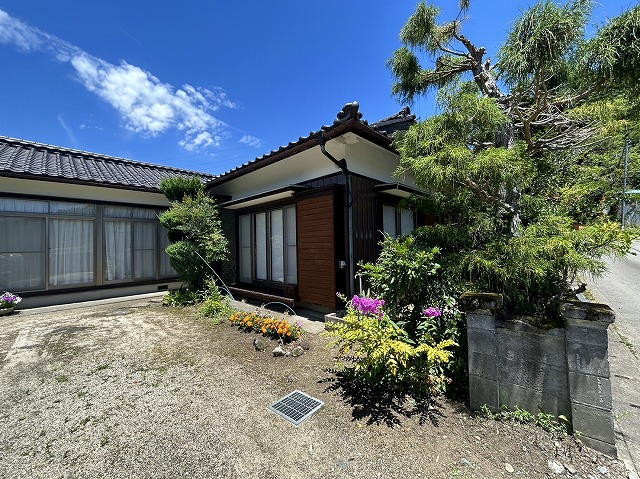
[382,204,416,238]
[0,198,175,292]
[238,206,297,285]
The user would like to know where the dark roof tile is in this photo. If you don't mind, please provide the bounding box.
[0,136,216,191]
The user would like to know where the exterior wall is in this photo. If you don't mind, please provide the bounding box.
[461,293,617,456]
[0,177,170,207]
[295,188,338,310]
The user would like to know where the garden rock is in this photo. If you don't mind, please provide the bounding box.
[291,346,304,357]
[253,337,268,351]
[299,339,311,350]
[272,345,287,357]
[548,461,565,475]
[505,463,514,473]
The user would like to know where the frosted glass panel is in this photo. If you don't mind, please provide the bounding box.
[270,210,283,283]
[49,219,94,285]
[284,207,297,285]
[158,226,176,278]
[50,201,95,216]
[400,209,415,236]
[134,222,156,279]
[255,213,267,280]
[0,217,46,290]
[239,214,252,282]
[0,198,47,213]
[383,205,397,238]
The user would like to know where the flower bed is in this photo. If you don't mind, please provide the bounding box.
[229,310,303,343]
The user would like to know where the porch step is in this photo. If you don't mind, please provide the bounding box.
[227,286,295,307]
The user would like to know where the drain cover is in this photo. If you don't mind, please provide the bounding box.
[268,390,324,426]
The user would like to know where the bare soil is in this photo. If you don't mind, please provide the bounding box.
[0,298,628,478]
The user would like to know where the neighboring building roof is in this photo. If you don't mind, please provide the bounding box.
[0,136,216,192]
[206,102,415,188]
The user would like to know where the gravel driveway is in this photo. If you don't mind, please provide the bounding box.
[0,297,628,479]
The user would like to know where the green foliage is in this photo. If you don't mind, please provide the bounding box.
[389,1,640,316]
[361,235,440,328]
[481,404,570,434]
[324,312,456,397]
[159,190,227,290]
[199,278,230,320]
[159,176,204,202]
[360,235,468,397]
[162,288,202,307]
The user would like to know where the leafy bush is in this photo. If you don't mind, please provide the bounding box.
[162,288,202,307]
[159,189,227,290]
[360,235,467,396]
[200,278,230,319]
[324,295,456,397]
[159,175,204,202]
[229,310,303,343]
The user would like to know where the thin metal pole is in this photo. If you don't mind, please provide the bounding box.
[622,139,630,229]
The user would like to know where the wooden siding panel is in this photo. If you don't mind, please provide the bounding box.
[296,193,336,308]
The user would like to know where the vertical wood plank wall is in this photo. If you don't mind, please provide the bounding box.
[296,191,336,309]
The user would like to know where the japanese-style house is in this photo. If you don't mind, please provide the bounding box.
[207,102,423,312]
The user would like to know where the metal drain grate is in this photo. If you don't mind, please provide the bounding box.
[268,390,324,426]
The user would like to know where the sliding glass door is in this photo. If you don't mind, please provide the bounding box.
[238,206,297,286]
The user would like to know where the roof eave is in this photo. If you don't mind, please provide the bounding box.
[205,119,393,189]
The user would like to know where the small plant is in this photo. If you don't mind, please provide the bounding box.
[0,291,21,312]
[481,404,570,433]
[324,294,456,397]
[199,278,231,321]
[162,288,202,307]
[229,310,303,343]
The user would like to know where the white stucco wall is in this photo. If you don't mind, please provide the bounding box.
[0,177,170,207]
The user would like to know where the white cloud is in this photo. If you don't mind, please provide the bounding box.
[57,113,78,148]
[239,134,262,148]
[0,8,238,152]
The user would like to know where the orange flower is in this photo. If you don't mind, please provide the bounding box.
[261,327,267,333]
[247,321,252,327]
[286,331,292,337]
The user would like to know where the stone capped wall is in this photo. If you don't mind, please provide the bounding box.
[461,293,616,457]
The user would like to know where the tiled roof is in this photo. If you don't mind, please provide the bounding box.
[208,102,415,187]
[0,136,216,191]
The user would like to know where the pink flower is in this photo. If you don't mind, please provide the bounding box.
[422,306,441,318]
[351,295,385,319]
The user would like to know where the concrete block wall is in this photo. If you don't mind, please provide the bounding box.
[460,293,616,456]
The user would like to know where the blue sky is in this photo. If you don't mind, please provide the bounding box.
[0,1,635,175]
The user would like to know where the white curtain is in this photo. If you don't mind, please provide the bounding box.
[49,219,94,286]
[238,214,252,282]
[270,209,284,283]
[104,221,131,281]
[255,213,267,280]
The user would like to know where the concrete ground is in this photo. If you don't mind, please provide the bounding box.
[590,240,640,479]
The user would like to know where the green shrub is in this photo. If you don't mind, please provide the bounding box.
[199,278,230,319]
[159,176,204,202]
[162,288,202,307]
[324,297,456,397]
[359,235,467,397]
[159,190,227,290]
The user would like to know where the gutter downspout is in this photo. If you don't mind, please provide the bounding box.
[317,131,355,299]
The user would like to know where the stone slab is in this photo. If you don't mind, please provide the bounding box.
[498,382,571,418]
[467,329,497,354]
[498,357,568,394]
[572,402,616,445]
[469,374,498,411]
[565,341,611,376]
[468,351,497,381]
[569,372,613,410]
